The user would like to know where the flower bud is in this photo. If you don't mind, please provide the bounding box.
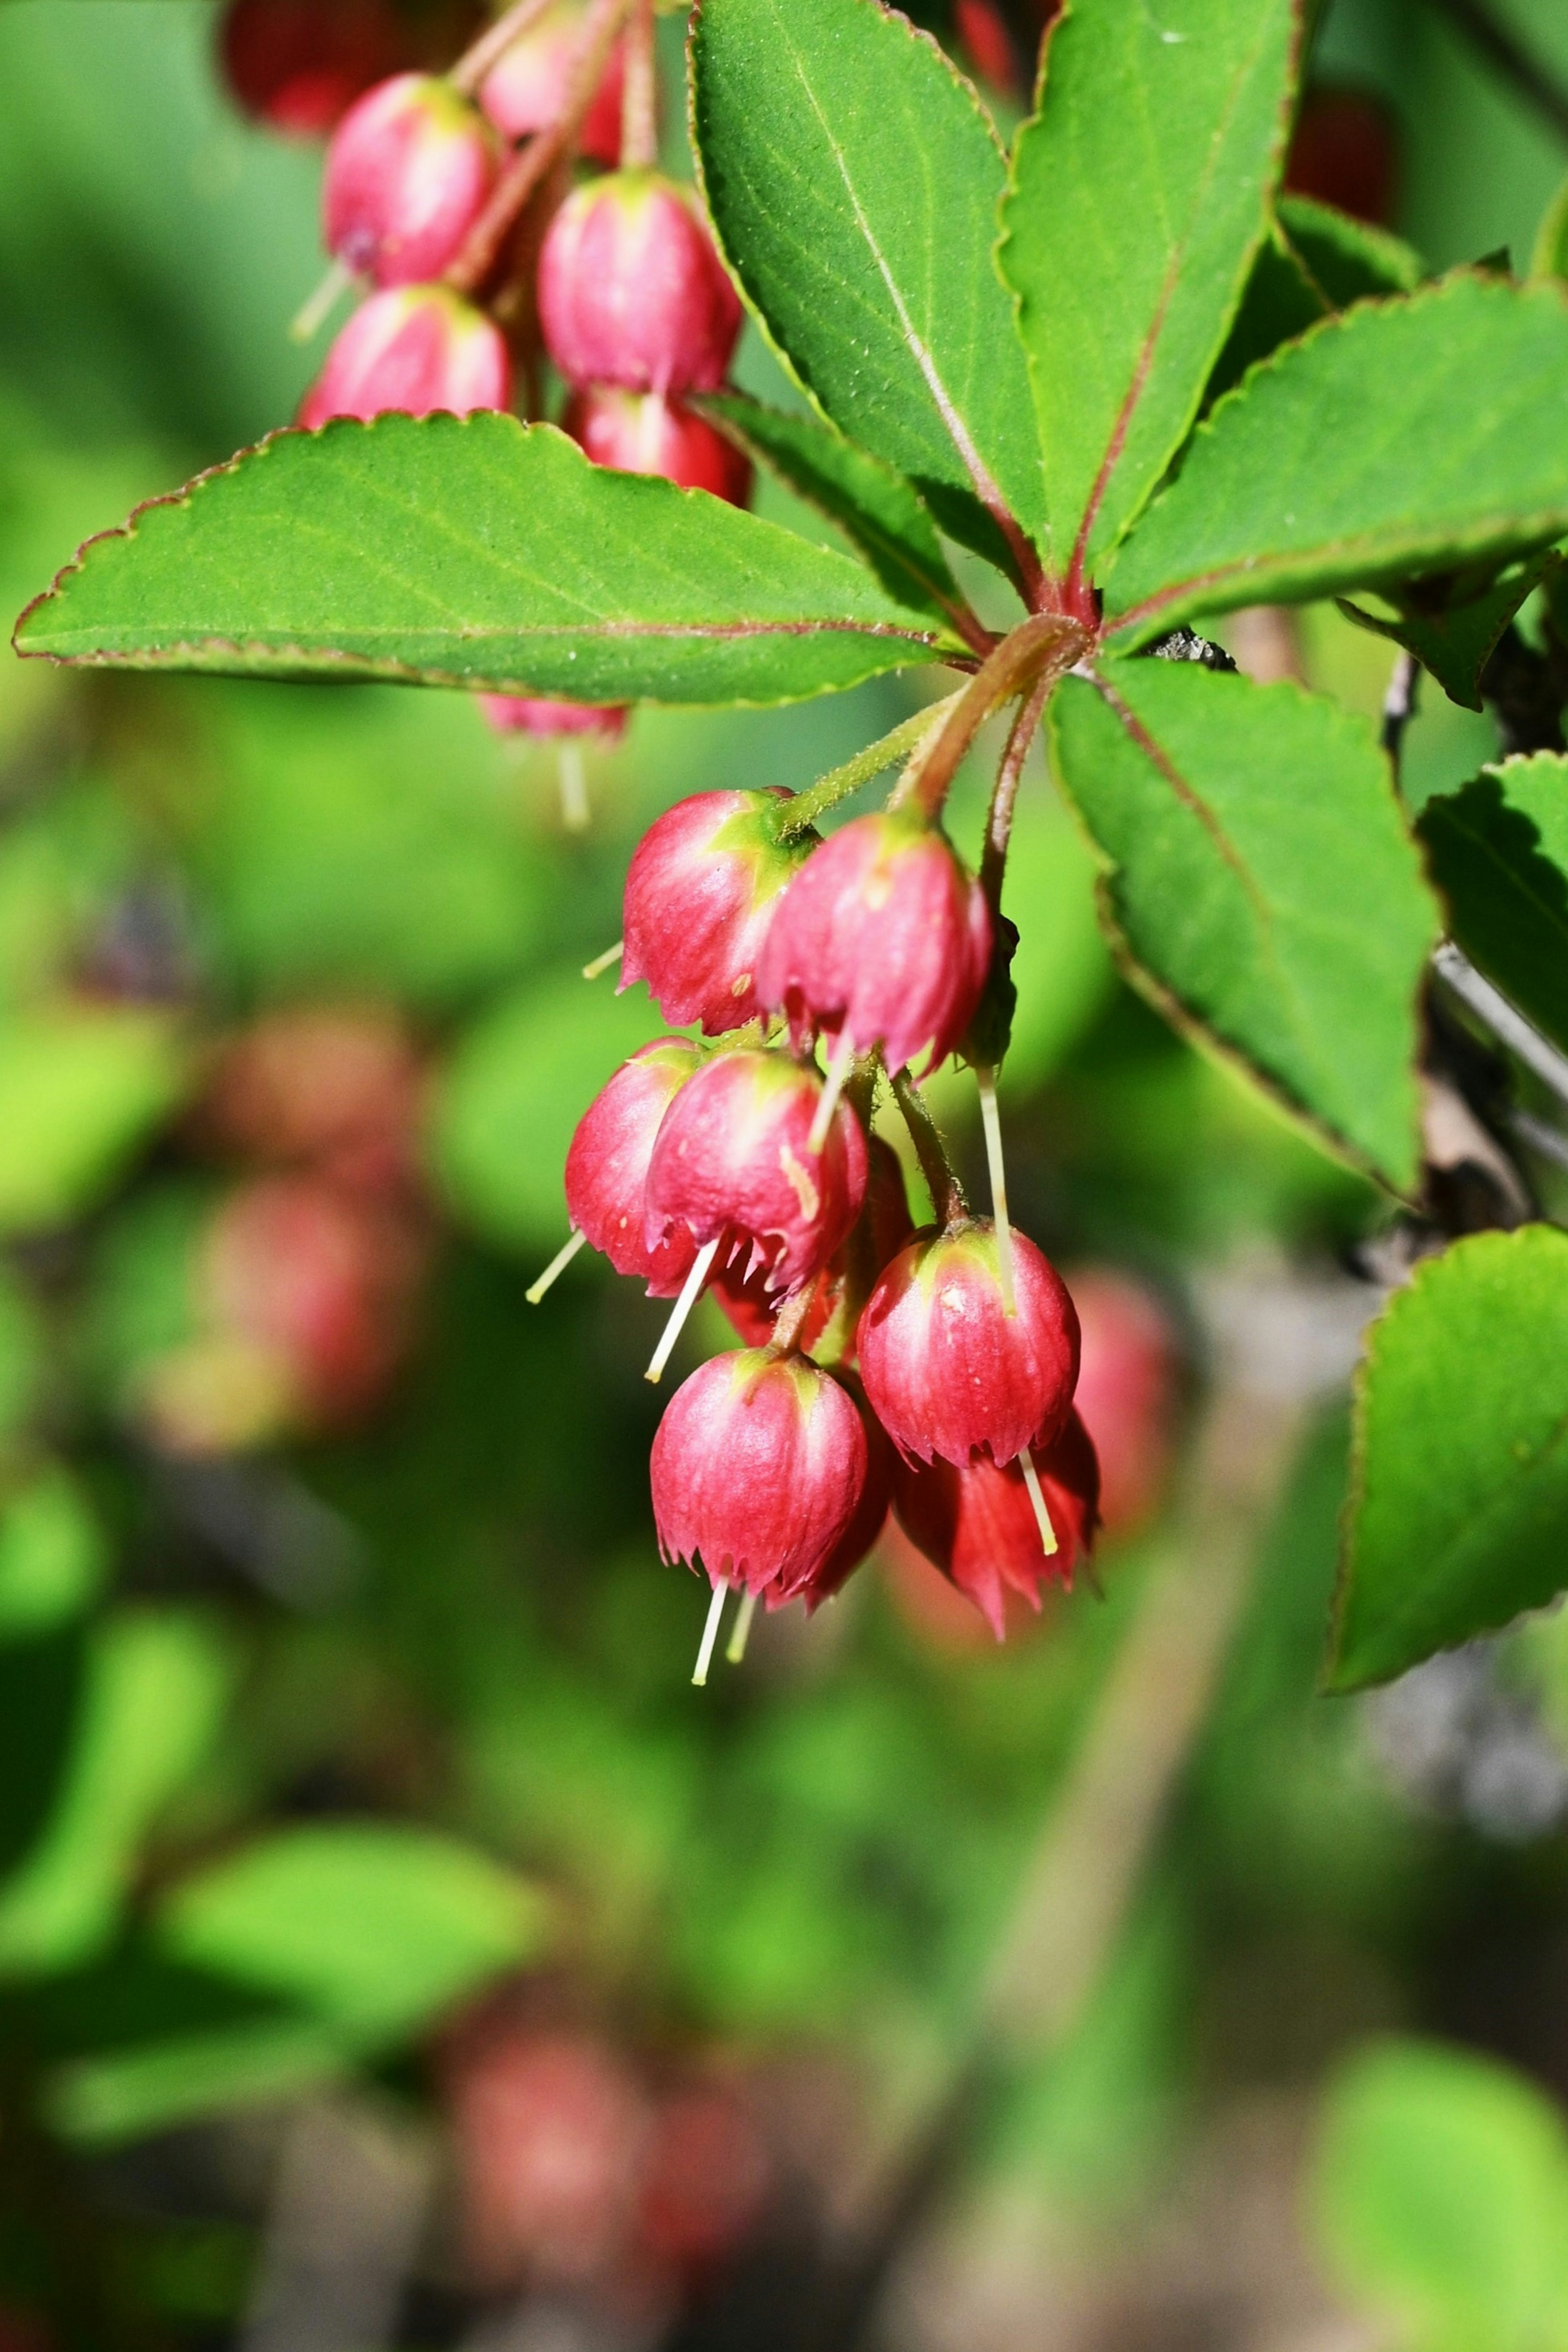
[479,1,626,165]
[757,810,992,1079]
[651,1349,868,1600]
[298,285,512,425]
[565,1039,703,1295]
[219,0,407,138]
[797,1379,893,1608]
[539,170,743,395]
[323,72,500,284]
[891,1409,1101,1639]
[479,696,628,742]
[565,388,752,504]
[621,790,814,1037]
[644,1049,867,1300]
[857,1219,1079,1467]
[1067,1268,1182,1537]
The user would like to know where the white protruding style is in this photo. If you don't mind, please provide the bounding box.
[645,1235,721,1383]
[526,1227,587,1305]
[693,1576,729,1687]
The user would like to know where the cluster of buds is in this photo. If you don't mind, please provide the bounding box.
[134,1007,434,1456]
[531,771,1102,1663]
[441,2000,773,2310]
[249,0,751,787]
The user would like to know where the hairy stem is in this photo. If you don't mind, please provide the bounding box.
[902,613,1088,824]
[775,693,965,840]
[980,671,1051,910]
[447,0,633,294]
[450,0,560,96]
[620,0,659,169]
[892,1070,967,1229]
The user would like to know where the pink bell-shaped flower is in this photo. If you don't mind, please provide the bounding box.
[757,810,992,1081]
[644,1049,868,1301]
[891,1409,1101,1640]
[323,71,499,285]
[565,388,752,504]
[479,696,628,742]
[621,790,814,1037]
[564,1039,703,1296]
[857,1219,1079,1468]
[539,170,743,395]
[478,0,626,163]
[793,1378,893,1610]
[298,285,512,425]
[651,1349,868,1601]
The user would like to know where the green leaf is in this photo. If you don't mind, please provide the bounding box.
[14,415,956,703]
[0,1612,232,1977]
[1341,555,1551,711]
[1420,755,1568,1047]
[432,969,676,1255]
[157,1823,551,2040]
[1049,656,1437,1190]
[699,393,973,635]
[999,0,1299,579]
[0,1469,107,1642]
[48,2015,347,2148]
[1104,277,1568,645]
[1205,229,1326,410]
[1313,2040,1568,2352]
[1277,192,1422,306]
[690,0,1045,574]
[1330,1227,1568,1692]
[0,1008,185,1233]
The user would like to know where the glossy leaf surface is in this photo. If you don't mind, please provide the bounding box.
[16,416,956,703]
[1330,1226,1568,1691]
[691,0,1044,562]
[1419,754,1568,1052]
[1051,656,1436,1189]
[1000,0,1298,578]
[1105,276,1568,644]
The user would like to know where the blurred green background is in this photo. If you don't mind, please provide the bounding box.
[1,3,1568,2347]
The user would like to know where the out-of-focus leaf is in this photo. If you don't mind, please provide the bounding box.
[31,1948,338,2148]
[0,1611,232,1977]
[14,417,956,701]
[1330,1228,1568,1692]
[48,2016,345,2148]
[1313,2039,1568,2352]
[156,1822,551,2038]
[1342,556,1551,711]
[0,1006,185,1233]
[0,1469,107,1641]
[1050,657,1437,1191]
[699,394,972,631]
[1000,0,1298,577]
[1420,756,1568,1048]
[1277,193,1422,306]
[691,0,1044,569]
[1105,279,1568,645]
[198,687,549,1007]
[0,1262,43,1445]
[432,970,675,1255]
[1532,170,1568,282]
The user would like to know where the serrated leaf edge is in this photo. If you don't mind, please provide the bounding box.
[1325,1225,1568,1693]
[1102,270,1568,644]
[1049,662,1435,1197]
